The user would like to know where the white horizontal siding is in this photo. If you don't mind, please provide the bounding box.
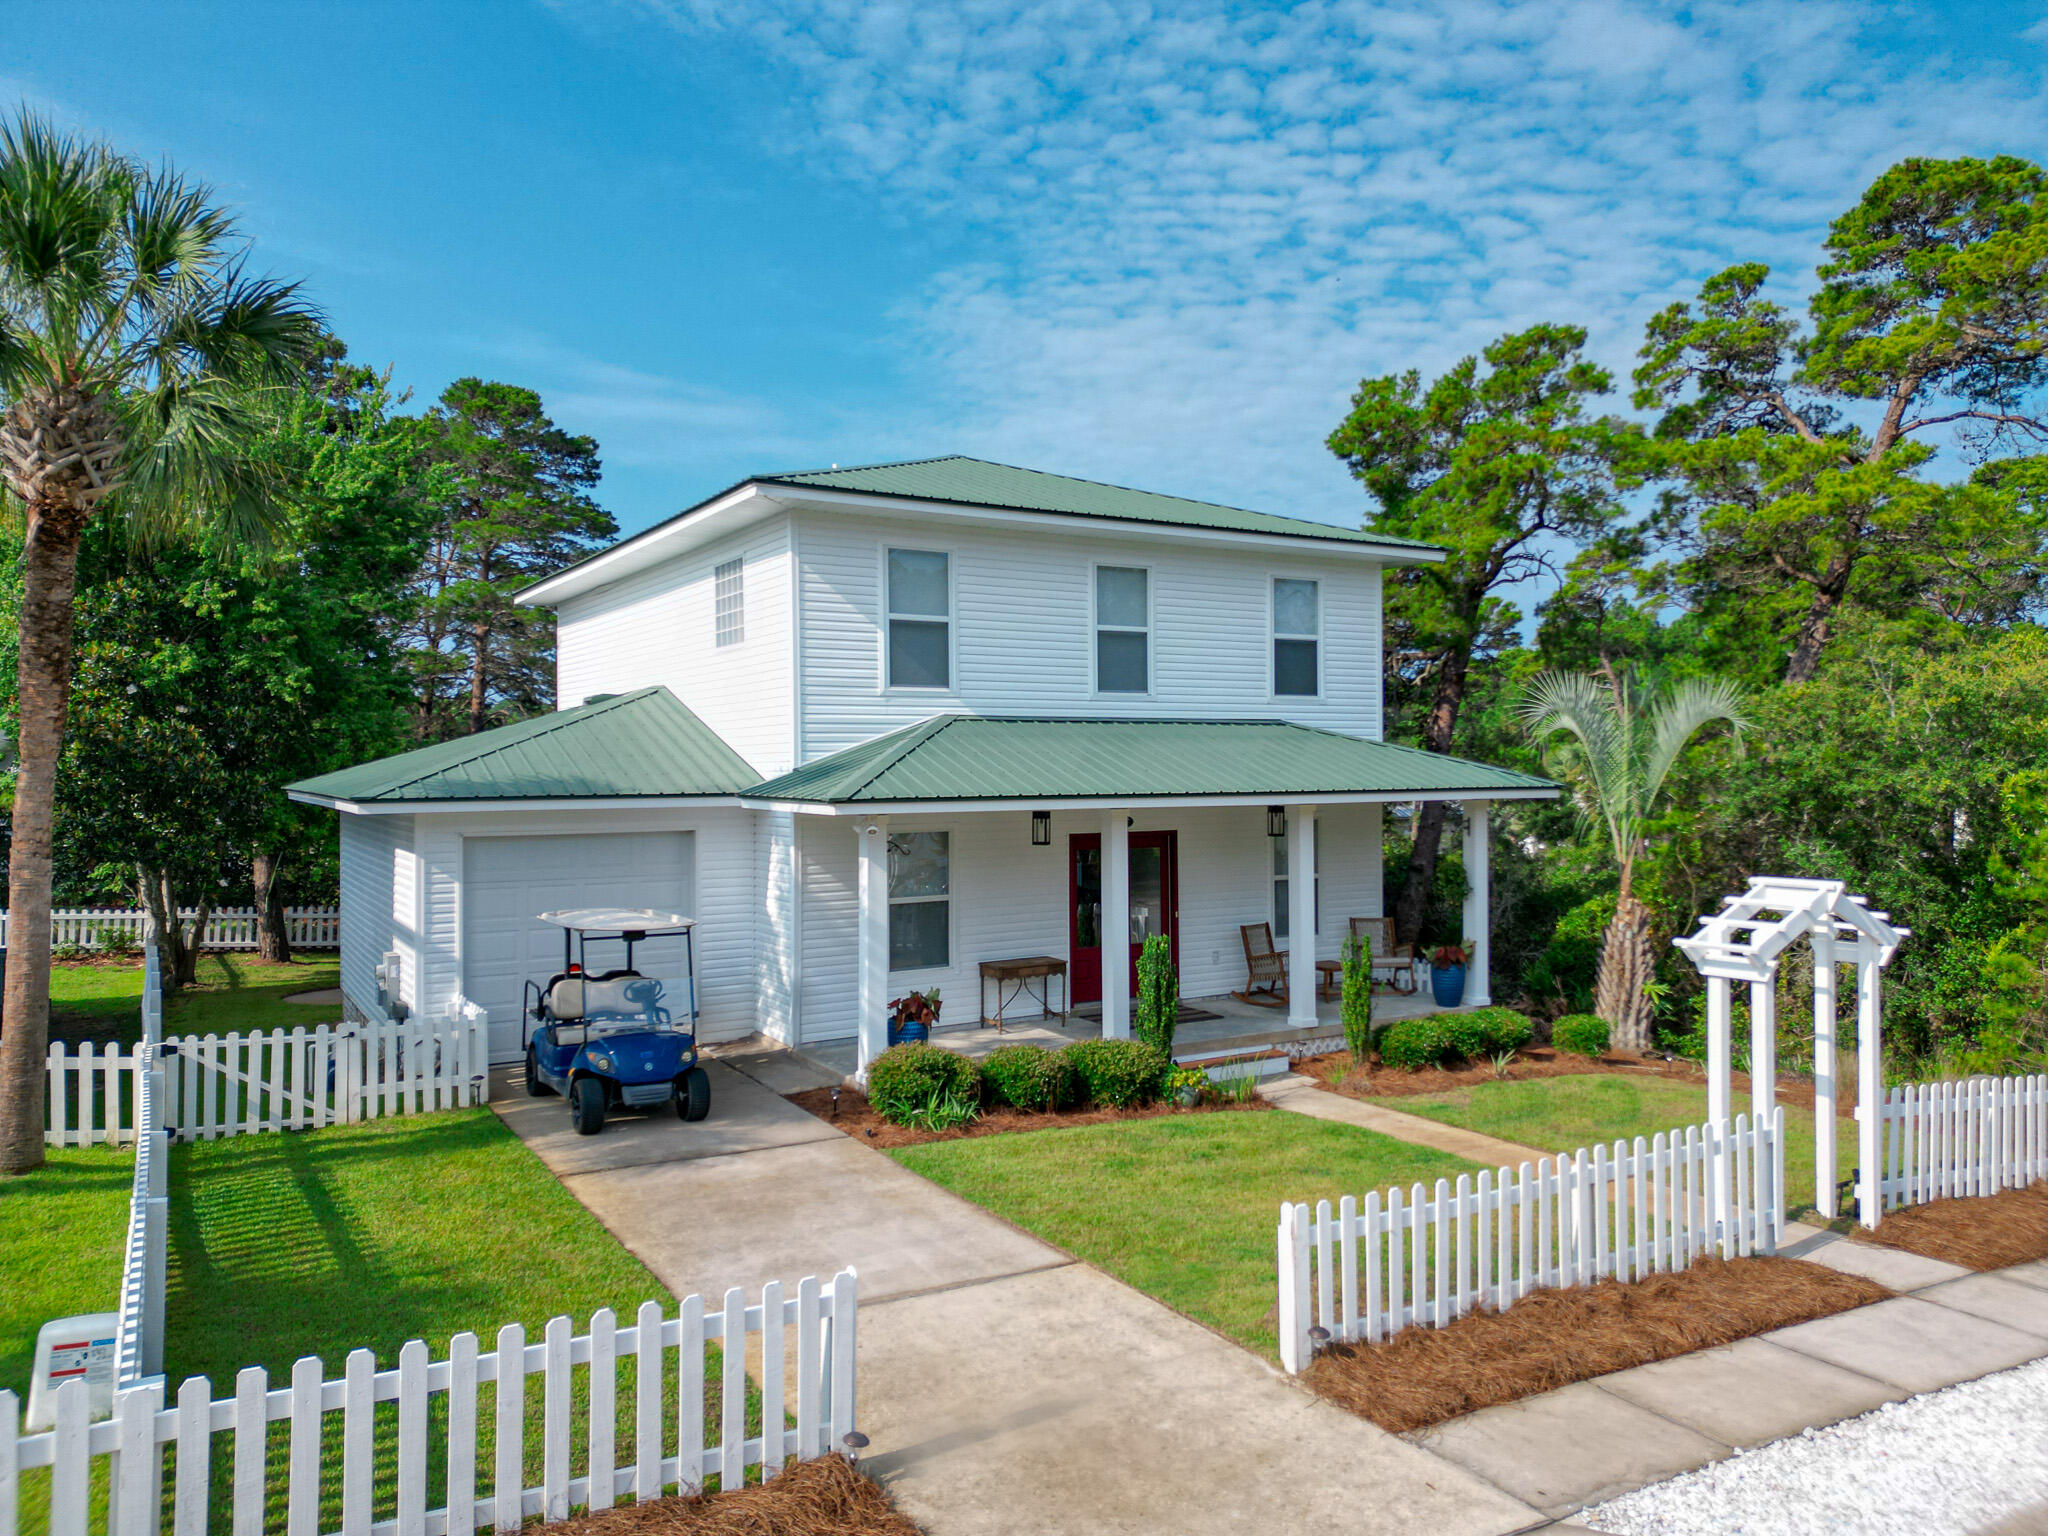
[337,813,416,1019]
[795,512,1384,759]
[410,806,762,1057]
[793,804,1382,1045]
[554,514,795,776]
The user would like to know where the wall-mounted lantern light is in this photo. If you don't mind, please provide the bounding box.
[1030,810,1052,846]
[1267,805,1286,838]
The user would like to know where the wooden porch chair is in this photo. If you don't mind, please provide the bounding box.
[1349,916,1419,995]
[1234,921,1289,1008]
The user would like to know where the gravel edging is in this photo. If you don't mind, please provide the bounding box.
[1582,1355,2048,1536]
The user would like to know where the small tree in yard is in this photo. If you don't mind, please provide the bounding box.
[1341,933,1376,1062]
[1518,669,1751,1054]
[1134,932,1179,1059]
[0,115,321,1174]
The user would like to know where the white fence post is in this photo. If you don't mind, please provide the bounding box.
[1276,1202,1312,1373]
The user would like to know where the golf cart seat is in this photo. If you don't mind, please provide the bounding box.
[545,973,666,1022]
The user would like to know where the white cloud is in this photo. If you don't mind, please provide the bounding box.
[605,0,2048,526]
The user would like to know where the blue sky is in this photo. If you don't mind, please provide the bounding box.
[12,1,2048,566]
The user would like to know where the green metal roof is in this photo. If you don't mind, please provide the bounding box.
[745,716,1557,805]
[287,688,760,804]
[757,456,1440,551]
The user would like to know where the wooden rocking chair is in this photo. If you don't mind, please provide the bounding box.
[1234,921,1289,1008]
[1349,916,1419,995]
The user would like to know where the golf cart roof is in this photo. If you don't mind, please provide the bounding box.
[534,908,696,934]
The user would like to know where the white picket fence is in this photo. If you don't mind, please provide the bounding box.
[1871,1074,2048,1217]
[46,1019,491,1145]
[1278,1111,1785,1373]
[5,904,340,951]
[5,1270,860,1536]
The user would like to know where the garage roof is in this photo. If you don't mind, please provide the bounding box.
[286,688,760,805]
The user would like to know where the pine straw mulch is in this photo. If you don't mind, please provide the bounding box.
[1302,1255,1890,1435]
[1302,1046,1851,1113]
[537,1455,919,1536]
[1853,1180,2048,1271]
[786,1085,1271,1149]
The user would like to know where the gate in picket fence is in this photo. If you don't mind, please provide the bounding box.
[6,1270,860,1536]
[1869,1074,2048,1218]
[1278,1111,1784,1372]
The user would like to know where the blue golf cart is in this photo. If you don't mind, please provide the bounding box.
[521,908,711,1136]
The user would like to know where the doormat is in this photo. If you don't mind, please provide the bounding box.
[1069,1003,1224,1024]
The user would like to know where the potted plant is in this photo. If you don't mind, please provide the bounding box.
[887,988,942,1046]
[1166,1065,1209,1108]
[1429,944,1469,1008]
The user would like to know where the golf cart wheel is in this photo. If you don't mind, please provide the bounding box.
[524,1046,550,1098]
[571,1076,607,1136]
[678,1065,711,1122]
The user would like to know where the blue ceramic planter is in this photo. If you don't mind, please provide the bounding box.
[1431,964,1467,1009]
[887,1020,931,1048]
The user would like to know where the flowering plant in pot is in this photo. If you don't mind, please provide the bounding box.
[1429,944,1469,1009]
[887,988,942,1046]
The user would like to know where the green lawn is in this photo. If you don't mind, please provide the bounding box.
[0,1147,134,1391]
[51,953,341,1046]
[891,1110,1483,1358]
[1388,1075,1853,1219]
[168,1108,753,1531]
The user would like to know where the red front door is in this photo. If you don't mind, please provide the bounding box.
[1069,831,1179,1006]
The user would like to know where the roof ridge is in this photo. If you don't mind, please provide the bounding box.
[836,714,962,801]
[370,686,664,797]
[765,454,966,480]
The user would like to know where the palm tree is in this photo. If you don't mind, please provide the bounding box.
[0,115,321,1173]
[1518,669,1751,1053]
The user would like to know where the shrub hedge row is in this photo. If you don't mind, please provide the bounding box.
[864,1038,1173,1125]
[1377,1006,1535,1070]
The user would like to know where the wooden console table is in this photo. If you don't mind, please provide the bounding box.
[978,955,1069,1031]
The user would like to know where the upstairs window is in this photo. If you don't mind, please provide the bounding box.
[1095,565,1150,694]
[888,831,950,970]
[1273,578,1320,696]
[714,557,744,647]
[887,548,950,689]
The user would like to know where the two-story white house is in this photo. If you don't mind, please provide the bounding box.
[289,456,1555,1075]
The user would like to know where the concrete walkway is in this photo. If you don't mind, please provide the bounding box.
[491,1059,1544,1536]
[1414,1247,2048,1522]
[1261,1070,1553,1167]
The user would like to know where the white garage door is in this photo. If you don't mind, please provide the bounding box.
[462,832,695,1062]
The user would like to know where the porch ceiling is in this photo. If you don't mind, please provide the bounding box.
[742,715,1558,810]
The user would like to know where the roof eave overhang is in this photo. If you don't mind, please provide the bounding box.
[739,786,1559,816]
[515,479,1445,609]
[289,791,751,815]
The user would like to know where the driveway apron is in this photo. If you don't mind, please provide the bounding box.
[491,1064,1540,1536]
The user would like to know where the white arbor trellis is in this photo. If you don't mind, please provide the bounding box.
[1674,877,1907,1226]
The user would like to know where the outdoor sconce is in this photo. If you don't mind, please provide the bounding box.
[1031,810,1052,846]
[1267,805,1286,838]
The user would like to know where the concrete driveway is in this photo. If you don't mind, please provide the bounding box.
[490,1056,1542,1536]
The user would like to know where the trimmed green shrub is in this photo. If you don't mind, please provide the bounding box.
[979,1044,1074,1112]
[1438,1013,1491,1062]
[1467,1005,1535,1054]
[1341,933,1375,1062]
[1061,1039,1170,1108]
[866,1043,981,1124]
[1377,1017,1452,1070]
[1553,1014,1610,1057]
[1135,932,1180,1058]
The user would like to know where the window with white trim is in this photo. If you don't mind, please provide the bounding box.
[1272,828,1320,940]
[714,557,744,647]
[1095,565,1150,693]
[887,548,950,689]
[888,830,950,970]
[1273,578,1319,696]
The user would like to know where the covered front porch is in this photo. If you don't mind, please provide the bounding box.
[744,715,1560,1075]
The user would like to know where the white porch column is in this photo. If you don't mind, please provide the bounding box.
[1461,800,1491,1006]
[1706,973,1733,1243]
[1101,810,1131,1039]
[1286,804,1318,1029]
[1855,936,1884,1228]
[1812,922,1839,1217]
[855,816,891,1075]
[1749,977,1777,1124]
